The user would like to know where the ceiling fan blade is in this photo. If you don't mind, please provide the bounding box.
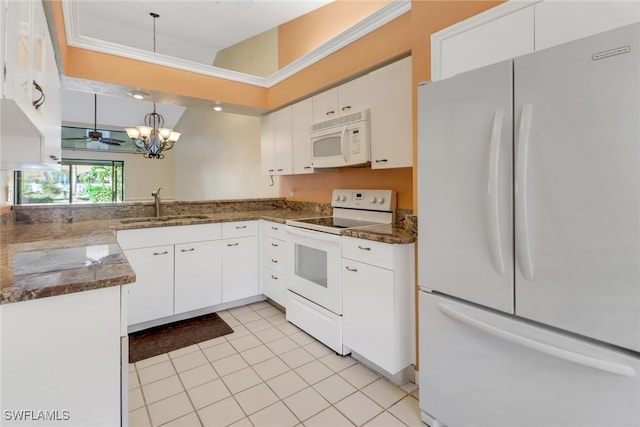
[63,137,93,140]
[99,138,123,146]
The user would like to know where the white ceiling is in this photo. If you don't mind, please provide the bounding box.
[70,0,333,66]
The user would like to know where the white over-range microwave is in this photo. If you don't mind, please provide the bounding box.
[310,109,370,168]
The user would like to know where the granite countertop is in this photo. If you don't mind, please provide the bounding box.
[1,208,415,305]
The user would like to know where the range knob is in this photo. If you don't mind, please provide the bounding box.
[370,197,378,204]
[340,195,347,202]
[335,195,341,202]
[378,197,385,204]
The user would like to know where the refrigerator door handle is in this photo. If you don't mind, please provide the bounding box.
[488,108,505,275]
[437,302,637,378]
[516,103,534,280]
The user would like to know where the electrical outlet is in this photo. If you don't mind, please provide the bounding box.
[289,187,295,197]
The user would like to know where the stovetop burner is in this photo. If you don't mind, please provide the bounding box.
[286,189,397,234]
[292,216,381,229]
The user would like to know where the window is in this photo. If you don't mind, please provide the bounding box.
[15,159,124,204]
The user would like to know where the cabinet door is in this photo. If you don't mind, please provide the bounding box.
[369,57,412,169]
[174,240,222,314]
[260,112,276,175]
[3,0,32,112]
[535,0,640,51]
[437,6,534,80]
[337,77,370,116]
[342,259,395,370]
[222,236,259,303]
[312,87,338,123]
[124,246,174,325]
[291,98,314,174]
[40,8,61,166]
[274,107,293,175]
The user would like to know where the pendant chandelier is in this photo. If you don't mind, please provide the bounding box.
[125,13,181,159]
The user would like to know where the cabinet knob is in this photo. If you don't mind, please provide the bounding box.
[227,243,239,247]
[304,166,312,170]
[271,243,278,247]
[358,245,371,251]
[181,248,195,252]
[345,266,358,272]
[271,226,279,230]
[326,110,335,116]
[341,105,351,112]
[271,259,278,264]
[153,251,169,256]
[271,275,278,280]
[236,225,247,229]
[375,159,388,163]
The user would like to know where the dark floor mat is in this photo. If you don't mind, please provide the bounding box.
[129,312,234,363]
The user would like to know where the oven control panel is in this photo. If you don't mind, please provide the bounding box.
[332,189,397,211]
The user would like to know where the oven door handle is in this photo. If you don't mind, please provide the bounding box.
[285,226,341,243]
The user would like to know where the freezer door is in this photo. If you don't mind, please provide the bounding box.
[514,23,640,351]
[419,291,640,427]
[418,60,514,313]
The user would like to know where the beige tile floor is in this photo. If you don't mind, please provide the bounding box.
[128,301,423,427]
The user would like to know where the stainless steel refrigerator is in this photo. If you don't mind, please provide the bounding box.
[417,23,640,427]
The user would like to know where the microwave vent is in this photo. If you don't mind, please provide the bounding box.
[311,109,370,132]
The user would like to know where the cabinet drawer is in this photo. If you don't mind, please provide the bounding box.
[222,220,258,238]
[117,223,222,249]
[262,220,287,239]
[342,236,394,270]
[262,269,288,307]
[263,237,287,274]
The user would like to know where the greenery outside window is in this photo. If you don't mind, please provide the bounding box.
[15,159,124,204]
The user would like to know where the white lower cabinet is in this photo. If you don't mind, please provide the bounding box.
[342,237,415,382]
[124,245,174,325]
[222,235,259,303]
[118,223,232,329]
[0,286,123,427]
[260,220,289,307]
[219,221,260,304]
[174,240,222,314]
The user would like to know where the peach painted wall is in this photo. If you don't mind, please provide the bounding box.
[281,167,413,210]
[277,0,390,69]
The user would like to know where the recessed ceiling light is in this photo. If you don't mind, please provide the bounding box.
[128,91,149,100]
[213,106,223,112]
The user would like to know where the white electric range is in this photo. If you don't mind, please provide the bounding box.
[284,189,396,354]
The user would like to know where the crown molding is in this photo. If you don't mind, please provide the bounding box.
[62,0,411,89]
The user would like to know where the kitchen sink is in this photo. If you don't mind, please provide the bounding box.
[120,215,210,224]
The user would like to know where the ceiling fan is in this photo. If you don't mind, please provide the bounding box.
[62,94,125,146]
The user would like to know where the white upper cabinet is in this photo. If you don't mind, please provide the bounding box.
[432,0,640,81]
[260,111,276,175]
[534,0,640,50]
[312,76,370,123]
[260,107,293,176]
[434,4,534,81]
[291,98,314,174]
[368,57,412,169]
[1,0,61,169]
[274,107,293,175]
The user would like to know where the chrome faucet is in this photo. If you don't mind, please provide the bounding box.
[152,188,162,217]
